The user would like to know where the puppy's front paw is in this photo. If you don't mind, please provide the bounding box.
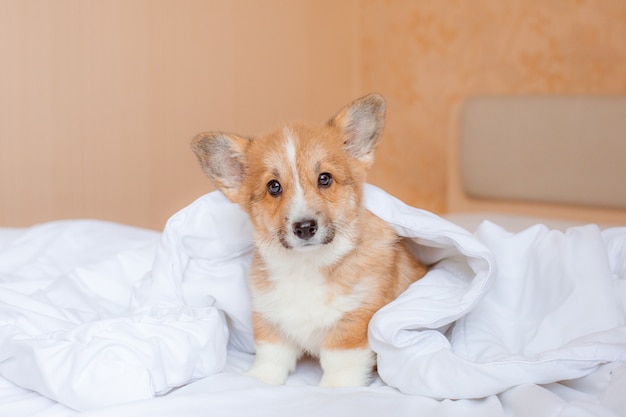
[244,341,299,386]
[319,347,375,387]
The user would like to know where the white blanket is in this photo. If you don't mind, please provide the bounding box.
[0,185,625,411]
[368,189,626,398]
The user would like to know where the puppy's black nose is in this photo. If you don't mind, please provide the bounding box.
[292,220,317,240]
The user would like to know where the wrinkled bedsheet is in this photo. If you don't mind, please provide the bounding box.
[0,185,625,415]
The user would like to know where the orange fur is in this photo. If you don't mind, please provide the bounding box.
[192,94,427,386]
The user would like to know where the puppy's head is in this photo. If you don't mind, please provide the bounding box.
[192,93,385,256]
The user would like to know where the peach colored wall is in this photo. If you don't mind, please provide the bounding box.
[2,1,625,229]
[360,0,626,213]
[0,0,359,229]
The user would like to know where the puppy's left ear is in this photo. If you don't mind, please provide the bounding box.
[328,93,386,166]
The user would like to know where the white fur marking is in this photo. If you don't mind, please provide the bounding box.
[283,128,298,172]
[283,131,309,223]
[319,347,375,387]
[251,247,365,355]
[245,342,299,386]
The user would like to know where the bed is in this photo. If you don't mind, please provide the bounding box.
[1,96,625,417]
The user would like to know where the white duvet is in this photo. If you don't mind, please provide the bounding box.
[0,185,625,414]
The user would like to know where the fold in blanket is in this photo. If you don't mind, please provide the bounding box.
[0,186,625,410]
[370,206,626,398]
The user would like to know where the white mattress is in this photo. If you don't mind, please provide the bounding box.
[444,212,595,233]
[1,188,625,417]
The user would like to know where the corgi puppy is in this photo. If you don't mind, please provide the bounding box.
[191,93,427,387]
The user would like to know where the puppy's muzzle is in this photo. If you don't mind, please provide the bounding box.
[292,219,318,240]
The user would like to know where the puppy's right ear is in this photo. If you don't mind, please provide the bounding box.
[191,132,250,202]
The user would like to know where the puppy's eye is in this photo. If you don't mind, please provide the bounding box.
[267,179,282,196]
[318,172,333,188]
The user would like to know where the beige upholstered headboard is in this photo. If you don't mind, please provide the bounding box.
[448,96,626,225]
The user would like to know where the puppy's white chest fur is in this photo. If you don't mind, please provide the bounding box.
[253,252,362,355]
